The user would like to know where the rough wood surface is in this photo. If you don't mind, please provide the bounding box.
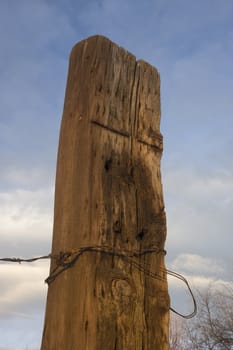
[41,35,170,350]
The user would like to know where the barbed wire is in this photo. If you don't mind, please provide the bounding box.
[0,246,197,319]
[0,255,51,263]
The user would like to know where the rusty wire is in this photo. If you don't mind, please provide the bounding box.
[0,246,197,319]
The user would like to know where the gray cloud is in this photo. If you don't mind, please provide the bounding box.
[164,166,233,260]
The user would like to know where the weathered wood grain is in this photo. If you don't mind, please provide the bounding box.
[41,35,169,350]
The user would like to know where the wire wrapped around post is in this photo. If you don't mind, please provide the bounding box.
[0,246,197,319]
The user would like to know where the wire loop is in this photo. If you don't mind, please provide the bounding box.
[0,246,197,319]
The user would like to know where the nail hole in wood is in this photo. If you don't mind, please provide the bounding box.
[104,158,112,172]
[136,229,147,241]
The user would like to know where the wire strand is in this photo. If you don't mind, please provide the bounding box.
[0,246,197,319]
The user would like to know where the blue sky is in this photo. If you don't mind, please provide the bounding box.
[0,0,233,348]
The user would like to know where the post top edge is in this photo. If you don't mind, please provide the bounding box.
[70,35,135,59]
[137,59,160,76]
[70,35,160,74]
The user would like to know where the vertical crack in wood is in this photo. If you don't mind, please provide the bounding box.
[129,60,140,162]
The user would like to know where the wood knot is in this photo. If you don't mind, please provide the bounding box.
[111,279,133,306]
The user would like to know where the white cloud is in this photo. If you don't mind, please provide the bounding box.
[167,270,228,317]
[170,253,225,276]
[0,184,52,348]
[0,187,51,324]
[164,167,233,216]
[0,262,49,317]
[0,187,53,258]
[0,187,53,232]
[167,252,231,317]
[164,166,233,260]
[167,253,229,295]
[0,167,54,189]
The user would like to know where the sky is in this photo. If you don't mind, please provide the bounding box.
[0,0,233,348]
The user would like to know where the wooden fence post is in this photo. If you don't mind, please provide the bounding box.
[41,35,170,350]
